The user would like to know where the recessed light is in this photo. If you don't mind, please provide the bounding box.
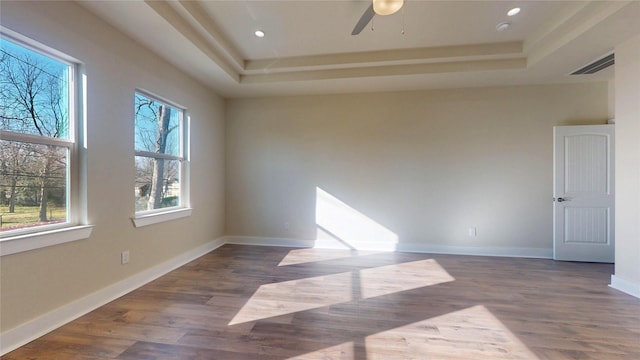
[254,30,265,38]
[507,7,521,16]
[496,22,510,31]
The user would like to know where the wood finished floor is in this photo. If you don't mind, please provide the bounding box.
[3,244,640,360]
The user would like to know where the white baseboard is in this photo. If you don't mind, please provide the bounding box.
[610,275,640,299]
[223,236,553,259]
[0,237,225,356]
[396,243,553,259]
[223,235,315,248]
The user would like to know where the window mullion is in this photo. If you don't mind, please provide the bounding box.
[0,130,73,148]
[134,150,183,161]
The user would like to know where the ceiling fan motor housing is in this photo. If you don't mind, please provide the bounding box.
[373,0,404,16]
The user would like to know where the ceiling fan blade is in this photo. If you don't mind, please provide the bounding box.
[351,4,375,35]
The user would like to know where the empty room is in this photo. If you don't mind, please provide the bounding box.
[1,1,640,359]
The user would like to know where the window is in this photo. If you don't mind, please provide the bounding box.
[0,32,82,237]
[134,91,189,224]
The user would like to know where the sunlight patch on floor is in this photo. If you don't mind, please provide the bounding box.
[359,259,454,299]
[286,342,356,359]
[278,248,384,267]
[364,305,538,360]
[228,272,354,325]
[229,259,454,325]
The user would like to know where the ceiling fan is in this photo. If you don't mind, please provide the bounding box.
[352,0,404,35]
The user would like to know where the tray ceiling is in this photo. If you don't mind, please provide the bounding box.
[78,0,640,98]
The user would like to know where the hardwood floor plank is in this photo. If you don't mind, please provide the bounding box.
[117,341,281,360]
[2,334,133,360]
[3,245,639,360]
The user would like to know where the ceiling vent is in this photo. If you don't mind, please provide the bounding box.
[570,53,614,75]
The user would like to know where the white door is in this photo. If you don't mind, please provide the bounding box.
[553,125,615,262]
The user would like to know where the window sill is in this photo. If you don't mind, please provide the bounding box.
[0,225,94,256]
[132,208,192,228]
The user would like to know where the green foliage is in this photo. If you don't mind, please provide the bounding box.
[0,205,66,230]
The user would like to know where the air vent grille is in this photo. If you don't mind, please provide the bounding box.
[571,53,614,75]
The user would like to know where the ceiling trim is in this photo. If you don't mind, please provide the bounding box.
[177,0,245,69]
[241,58,527,84]
[135,0,632,88]
[525,0,630,66]
[144,0,240,82]
[245,42,524,72]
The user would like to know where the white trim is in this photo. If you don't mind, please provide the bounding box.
[0,130,74,147]
[224,235,315,248]
[132,207,192,228]
[0,237,225,356]
[135,88,186,111]
[0,26,81,64]
[222,236,553,259]
[395,243,553,259]
[0,225,93,256]
[134,150,182,161]
[610,275,640,299]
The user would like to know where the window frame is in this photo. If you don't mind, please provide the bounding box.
[0,27,91,255]
[132,90,190,227]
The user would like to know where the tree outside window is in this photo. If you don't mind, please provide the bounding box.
[1,36,74,233]
[134,92,185,213]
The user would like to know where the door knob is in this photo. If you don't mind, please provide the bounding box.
[556,197,567,202]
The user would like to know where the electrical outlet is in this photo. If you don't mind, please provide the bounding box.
[284,222,290,231]
[121,250,130,264]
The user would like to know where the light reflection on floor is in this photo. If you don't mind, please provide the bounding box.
[278,248,383,267]
[286,342,356,360]
[229,259,455,325]
[363,305,538,360]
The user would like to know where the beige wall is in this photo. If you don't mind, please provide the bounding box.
[614,34,640,288]
[226,84,609,253]
[0,2,225,331]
